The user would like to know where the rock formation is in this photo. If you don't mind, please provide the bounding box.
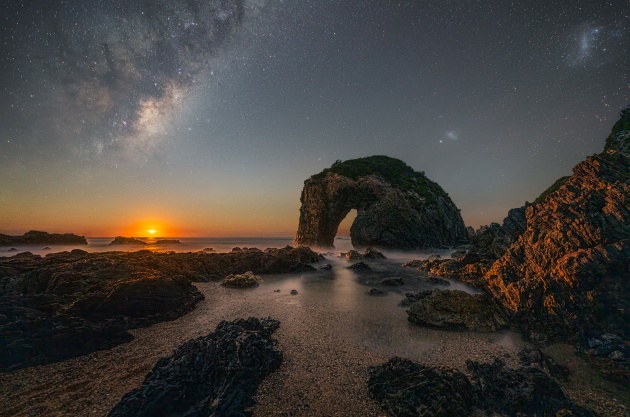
[108,236,147,245]
[221,271,262,288]
[408,106,630,344]
[0,230,87,245]
[368,354,594,417]
[294,156,467,250]
[108,317,282,417]
[406,289,507,331]
[0,246,321,370]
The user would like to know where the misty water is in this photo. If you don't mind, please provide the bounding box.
[0,236,524,362]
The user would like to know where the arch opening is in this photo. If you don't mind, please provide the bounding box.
[334,209,357,240]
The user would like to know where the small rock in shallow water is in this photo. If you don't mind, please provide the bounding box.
[368,287,384,295]
[274,289,280,292]
[381,277,403,286]
[221,271,262,288]
[318,263,333,270]
[290,289,298,295]
[348,261,371,271]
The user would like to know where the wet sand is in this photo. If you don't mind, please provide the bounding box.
[0,256,627,416]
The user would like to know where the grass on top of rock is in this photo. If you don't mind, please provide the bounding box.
[605,105,630,151]
[311,155,449,200]
[534,175,571,204]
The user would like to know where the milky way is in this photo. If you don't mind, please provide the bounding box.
[1,0,629,235]
[2,0,270,158]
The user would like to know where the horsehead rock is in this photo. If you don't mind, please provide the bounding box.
[294,156,467,250]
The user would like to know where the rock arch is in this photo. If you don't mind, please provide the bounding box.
[294,156,467,250]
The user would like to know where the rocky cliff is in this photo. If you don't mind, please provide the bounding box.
[413,106,630,342]
[294,156,467,250]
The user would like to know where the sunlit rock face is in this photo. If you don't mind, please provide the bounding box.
[481,107,630,341]
[294,156,467,250]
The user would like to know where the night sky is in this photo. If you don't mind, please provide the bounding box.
[1,0,629,237]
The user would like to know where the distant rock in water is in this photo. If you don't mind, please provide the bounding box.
[108,317,282,417]
[108,236,147,245]
[294,156,467,250]
[7,248,17,252]
[0,230,87,245]
[155,239,181,245]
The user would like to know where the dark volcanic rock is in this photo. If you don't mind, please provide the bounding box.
[294,156,467,250]
[345,249,364,260]
[348,261,371,271]
[0,230,87,246]
[368,357,477,417]
[381,277,403,286]
[364,248,387,259]
[0,247,321,370]
[399,290,434,306]
[108,317,282,417]
[155,239,181,245]
[369,355,594,417]
[221,271,262,288]
[466,357,594,417]
[407,290,507,331]
[109,236,147,245]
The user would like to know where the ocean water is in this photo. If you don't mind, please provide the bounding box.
[0,236,456,261]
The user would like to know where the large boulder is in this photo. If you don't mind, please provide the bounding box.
[109,317,282,417]
[294,156,467,250]
[369,353,594,417]
[407,289,507,331]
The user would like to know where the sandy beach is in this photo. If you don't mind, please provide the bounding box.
[0,256,627,417]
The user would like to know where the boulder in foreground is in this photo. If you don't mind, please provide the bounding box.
[108,317,282,417]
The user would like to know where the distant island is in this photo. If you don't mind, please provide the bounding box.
[108,236,147,245]
[0,230,87,245]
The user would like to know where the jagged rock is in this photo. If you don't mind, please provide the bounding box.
[264,245,323,263]
[369,355,594,417]
[345,250,363,260]
[381,277,403,286]
[364,248,386,259]
[0,248,322,370]
[368,357,476,417]
[407,290,507,331]
[348,261,371,271]
[221,271,262,288]
[294,156,467,250]
[155,239,181,245]
[427,277,450,285]
[466,357,594,417]
[108,317,282,417]
[0,230,87,245]
[399,290,434,306]
[109,236,146,245]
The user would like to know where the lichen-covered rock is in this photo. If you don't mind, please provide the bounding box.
[407,289,507,331]
[221,271,262,288]
[294,156,467,250]
[108,317,282,417]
